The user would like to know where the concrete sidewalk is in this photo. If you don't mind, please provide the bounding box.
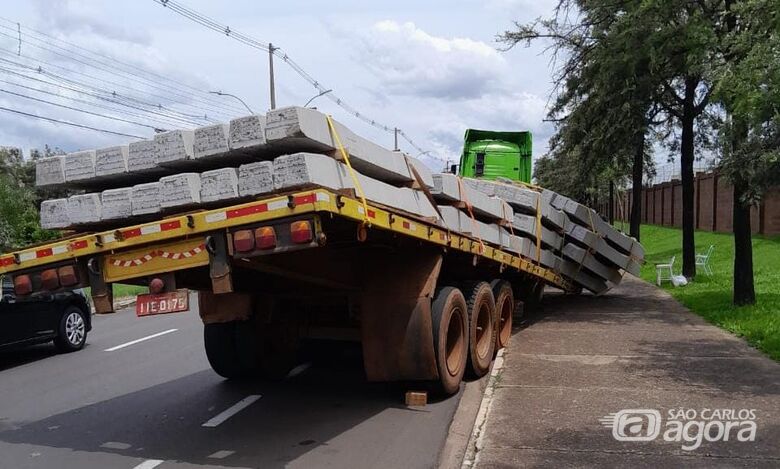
[473,277,780,468]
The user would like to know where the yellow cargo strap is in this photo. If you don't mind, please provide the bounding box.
[326,115,370,225]
[535,196,543,265]
[456,177,485,254]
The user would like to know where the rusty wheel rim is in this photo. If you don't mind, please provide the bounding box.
[475,302,493,359]
[445,307,465,376]
[498,298,512,347]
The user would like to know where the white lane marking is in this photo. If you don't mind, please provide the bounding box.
[100,441,131,450]
[132,460,164,469]
[208,450,235,459]
[202,395,262,428]
[286,362,312,379]
[104,329,178,352]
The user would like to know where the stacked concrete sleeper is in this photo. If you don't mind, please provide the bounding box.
[36,106,644,294]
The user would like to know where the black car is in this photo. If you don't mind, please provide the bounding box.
[0,276,91,352]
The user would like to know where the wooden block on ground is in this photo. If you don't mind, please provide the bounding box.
[405,391,427,406]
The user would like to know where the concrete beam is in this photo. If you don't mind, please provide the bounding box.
[229,115,268,151]
[35,156,66,187]
[512,213,563,251]
[40,199,69,229]
[238,161,274,197]
[160,173,201,209]
[67,193,102,225]
[131,182,162,216]
[431,173,512,222]
[155,130,194,167]
[562,243,623,284]
[558,258,610,294]
[273,152,352,192]
[462,178,539,215]
[201,168,239,203]
[95,145,129,178]
[101,188,132,221]
[266,106,413,184]
[194,124,230,160]
[128,139,157,173]
[64,150,96,183]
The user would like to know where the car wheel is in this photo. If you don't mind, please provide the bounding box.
[54,306,88,352]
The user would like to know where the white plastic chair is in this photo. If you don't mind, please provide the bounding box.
[655,255,675,286]
[696,245,715,276]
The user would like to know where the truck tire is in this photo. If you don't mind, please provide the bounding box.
[431,286,468,395]
[258,323,299,380]
[490,280,514,351]
[204,321,258,379]
[464,282,496,378]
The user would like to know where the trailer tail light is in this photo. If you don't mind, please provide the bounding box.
[290,221,313,244]
[255,226,277,250]
[58,265,78,287]
[40,268,60,291]
[13,275,32,296]
[233,229,255,253]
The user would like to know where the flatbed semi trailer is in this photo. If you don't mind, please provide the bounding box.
[0,187,571,394]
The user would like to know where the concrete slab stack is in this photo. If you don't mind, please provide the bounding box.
[67,193,102,225]
[558,258,610,294]
[238,161,274,197]
[562,243,623,284]
[511,213,563,251]
[200,168,239,203]
[431,173,512,223]
[95,145,129,178]
[160,173,201,209]
[101,188,133,221]
[131,182,162,216]
[438,206,502,245]
[266,106,415,185]
[40,199,69,229]
[462,178,539,215]
[64,150,96,183]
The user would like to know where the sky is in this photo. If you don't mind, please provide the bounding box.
[0,0,562,170]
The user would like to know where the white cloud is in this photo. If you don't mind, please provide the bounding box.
[353,20,507,99]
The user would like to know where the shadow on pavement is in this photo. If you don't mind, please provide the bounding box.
[0,342,451,468]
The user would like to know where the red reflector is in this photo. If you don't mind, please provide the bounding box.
[58,265,78,287]
[255,227,277,250]
[290,221,313,244]
[41,269,60,291]
[233,230,255,252]
[13,275,32,296]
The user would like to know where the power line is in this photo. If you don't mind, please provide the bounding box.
[0,105,145,138]
[0,20,246,117]
[152,0,446,162]
[0,77,178,130]
[0,28,236,120]
[0,59,207,127]
[0,87,162,132]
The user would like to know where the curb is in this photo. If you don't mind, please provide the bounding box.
[461,347,506,468]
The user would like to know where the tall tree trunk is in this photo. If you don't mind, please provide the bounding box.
[680,76,697,279]
[630,131,644,241]
[608,181,615,224]
[732,178,755,305]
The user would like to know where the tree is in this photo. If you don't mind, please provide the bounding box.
[715,0,780,305]
[501,0,657,241]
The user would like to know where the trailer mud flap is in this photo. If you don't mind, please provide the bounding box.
[359,249,442,382]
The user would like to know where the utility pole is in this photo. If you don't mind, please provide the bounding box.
[394,127,399,151]
[268,43,277,110]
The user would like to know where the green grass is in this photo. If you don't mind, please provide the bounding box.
[634,224,780,360]
[83,283,148,300]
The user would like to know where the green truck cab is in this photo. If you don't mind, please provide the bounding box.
[457,129,532,183]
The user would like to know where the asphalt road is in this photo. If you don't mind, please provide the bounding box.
[0,300,461,469]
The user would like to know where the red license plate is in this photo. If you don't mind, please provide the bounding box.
[136,289,189,317]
